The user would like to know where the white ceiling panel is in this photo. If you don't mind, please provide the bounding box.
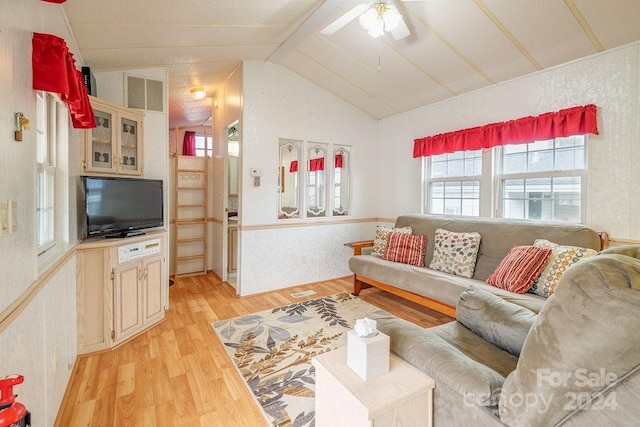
[61,0,640,128]
[404,1,538,82]
[280,50,398,119]
[71,25,291,50]
[482,0,597,68]
[573,0,640,49]
[82,45,276,71]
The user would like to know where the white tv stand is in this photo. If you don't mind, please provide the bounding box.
[76,230,168,354]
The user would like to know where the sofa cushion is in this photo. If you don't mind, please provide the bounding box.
[486,245,552,293]
[377,316,508,406]
[372,225,412,256]
[349,254,547,312]
[456,286,537,356]
[499,253,640,426]
[429,228,482,278]
[529,238,597,297]
[393,215,601,281]
[382,232,427,267]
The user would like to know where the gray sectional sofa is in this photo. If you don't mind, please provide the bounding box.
[349,214,603,316]
[376,246,640,426]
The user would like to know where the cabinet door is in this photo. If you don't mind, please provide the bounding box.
[143,254,165,324]
[113,261,144,343]
[118,112,143,175]
[85,104,118,174]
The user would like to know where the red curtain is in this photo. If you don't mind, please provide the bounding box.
[182,131,196,156]
[413,104,598,158]
[32,33,95,128]
[289,160,298,173]
[335,154,343,169]
[309,158,325,172]
[41,0,67,3]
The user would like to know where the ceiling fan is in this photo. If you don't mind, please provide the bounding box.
[321,0,417,40]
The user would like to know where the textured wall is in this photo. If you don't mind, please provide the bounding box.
[237,60,379,295]
[378,43,640,240]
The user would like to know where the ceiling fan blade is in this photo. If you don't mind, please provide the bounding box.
[390,16,410,39]
[320,3,370,35]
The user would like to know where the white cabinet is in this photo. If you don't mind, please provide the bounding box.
[76,232,167,354]
[113,254,164,344]
[83,96,144,176]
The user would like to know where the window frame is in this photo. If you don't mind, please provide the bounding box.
[496,136,587,223]
[422,136,588,223]
[423,150,483,217]
[36,92,57,254]
[195,133,212,157]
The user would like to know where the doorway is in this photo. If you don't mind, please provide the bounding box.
[225,122,240,288]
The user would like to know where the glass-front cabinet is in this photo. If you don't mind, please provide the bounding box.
[84,96,143,176]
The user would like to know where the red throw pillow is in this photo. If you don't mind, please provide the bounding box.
[382,232,427,267]
[486,245,552,294]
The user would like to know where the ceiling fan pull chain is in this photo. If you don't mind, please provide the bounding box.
[377,37,382,72]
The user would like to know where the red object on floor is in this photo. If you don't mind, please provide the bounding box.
[0,375,30,427]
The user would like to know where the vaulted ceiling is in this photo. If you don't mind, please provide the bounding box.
[62,0,640,129]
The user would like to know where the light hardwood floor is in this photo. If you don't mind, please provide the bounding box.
[55,274,453,426]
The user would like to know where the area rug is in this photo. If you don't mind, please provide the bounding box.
[212,292,392,427]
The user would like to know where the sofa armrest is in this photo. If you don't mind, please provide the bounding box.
[598,231,610,250]
[344,240,374,255]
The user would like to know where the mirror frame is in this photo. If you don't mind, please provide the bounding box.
[278,139,302,220]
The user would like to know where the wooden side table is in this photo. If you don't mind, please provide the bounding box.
[312,346,435,427]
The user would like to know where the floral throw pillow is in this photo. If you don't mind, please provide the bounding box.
[429,229,482,278]
[372,225,412,256]
[382,232,428,267]
[487,245,552,294]
[529,239,598,297]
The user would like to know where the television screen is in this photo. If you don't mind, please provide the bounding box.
[84,176,164,238]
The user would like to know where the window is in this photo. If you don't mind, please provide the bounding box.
[36,92,69,263]
[499,136,585,222]
[426,150,481,216]
[423,136,586,223]
[36,92,56,253]
[195,134,212,157]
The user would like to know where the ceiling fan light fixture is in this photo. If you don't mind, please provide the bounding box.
[382,6,402,32]
[190,87,207,100]
[358,2,402,38]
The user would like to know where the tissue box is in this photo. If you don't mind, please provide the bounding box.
[346,330,390,381]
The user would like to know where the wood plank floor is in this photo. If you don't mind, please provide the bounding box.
[56,274,453,426]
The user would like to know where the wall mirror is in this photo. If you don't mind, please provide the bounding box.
[278,139,301,219]
[307,142,328,218]
[333,145,351,216]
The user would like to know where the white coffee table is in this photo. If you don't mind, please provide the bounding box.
[312,346,435,427]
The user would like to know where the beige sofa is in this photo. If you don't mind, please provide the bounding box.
[348,214,603,316]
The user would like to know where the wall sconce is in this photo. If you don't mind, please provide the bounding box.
[190,87,207,100]
[14,112,30,142]
[213,98,219,109]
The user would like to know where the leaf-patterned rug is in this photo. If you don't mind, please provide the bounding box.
[212,292,392,427]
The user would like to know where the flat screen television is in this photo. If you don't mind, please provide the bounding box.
[83,176,164,238]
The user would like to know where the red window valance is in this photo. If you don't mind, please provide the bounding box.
[335,154,343,169]
[309,157,325,172]
[413,104,598,158]
[32,33,95,129]
[41,0,66,3]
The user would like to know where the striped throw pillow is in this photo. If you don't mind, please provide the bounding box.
[372,225,412,256]
[382,232,427,267]
[486,245,552,294]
